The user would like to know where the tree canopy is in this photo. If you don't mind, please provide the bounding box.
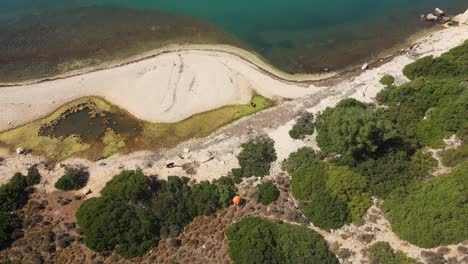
[76,171,237,258]
[382,163,468,248]
[257,182,280,205]
[368,242,421,264]
[0,167,40,249]
[316,98,397,165]
[289,112,315,140]
[54,168,88,191]
[226,217,338,264]
[235,136,277,179]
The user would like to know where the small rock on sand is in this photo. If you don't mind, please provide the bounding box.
[361,63,369,70]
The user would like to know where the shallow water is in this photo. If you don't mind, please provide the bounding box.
[40,106,140,144]
[0,0,466,81]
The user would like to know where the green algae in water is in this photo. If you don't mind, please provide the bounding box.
[40,103,140,145]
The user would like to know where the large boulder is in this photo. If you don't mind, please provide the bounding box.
[425,14,438,21]
[434,8,445,17]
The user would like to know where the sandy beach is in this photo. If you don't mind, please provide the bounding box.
[0,47,325,132]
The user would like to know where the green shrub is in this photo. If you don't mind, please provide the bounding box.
[282,147,317,174]
[403,41,468,80]
[226,217,338,264]
[0,169,40,212]
[442,143,468,167]
[190,181,221,216]
[25,167,41,186]
[289,112,315,140]
[303,191,351,230]
[54,168,88,191]
[382,163,468,248]
[0,168,40,249]
[354,151,408,198]
[380,75,395,86]
[76,197,159,258]
[325,165,371,221]
[215,176,238,207]
[149,176,195,237]
[236,137,277,178]
[77,171,230,258]
[257,182,279,205]
[290,159,327,200]
[100,170,151,202]
[368,242,421,264]
[316,98,397,165]
[0,211,21,250]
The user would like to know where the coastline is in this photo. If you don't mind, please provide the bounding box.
[0,22,446,87]
[1,22,466,133]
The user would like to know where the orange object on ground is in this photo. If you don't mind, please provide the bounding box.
[233,196,242,206]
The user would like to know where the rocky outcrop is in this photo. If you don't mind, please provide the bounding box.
[453,9,468,25]
[425,14,439,21]
[434,8,445,17]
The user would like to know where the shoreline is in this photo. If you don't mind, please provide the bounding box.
[1,24,464,133]
[0,22,445,87]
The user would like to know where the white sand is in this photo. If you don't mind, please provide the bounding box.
[0,48,320,132]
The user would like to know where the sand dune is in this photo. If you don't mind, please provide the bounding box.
[0,47,325,132]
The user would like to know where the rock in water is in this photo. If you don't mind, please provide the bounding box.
[425,14,438,21]
[361,63,369,70]
[435,8,445,17]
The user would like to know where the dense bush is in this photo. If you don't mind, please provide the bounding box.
[0,210,21,250]
[257,182,279,205]
[284,148,371,228]
[290,159,327,200]
[316,98,397,165]
[235,136,277,178]
[382,163,468,248]
[354,150,436,198]
[325,165,371,221]
[380,75,395,86]
[0,168,41,212]
[54,168,88,191]
[282,147,317,174]
[442,131,468,167]
[378,44,468,149]
[402,40,467,80]
[0,167,40,250]
[100,170,152,202]
[289,112,315,140]
[368,242,420,264]
[76,197,158,258]
[226,217,338,264]
[303,191,351,230]
[77,171,236,258]
[214,176,238,208]
[190,181,221,216]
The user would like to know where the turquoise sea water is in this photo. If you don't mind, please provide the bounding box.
[0,0,466,81]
